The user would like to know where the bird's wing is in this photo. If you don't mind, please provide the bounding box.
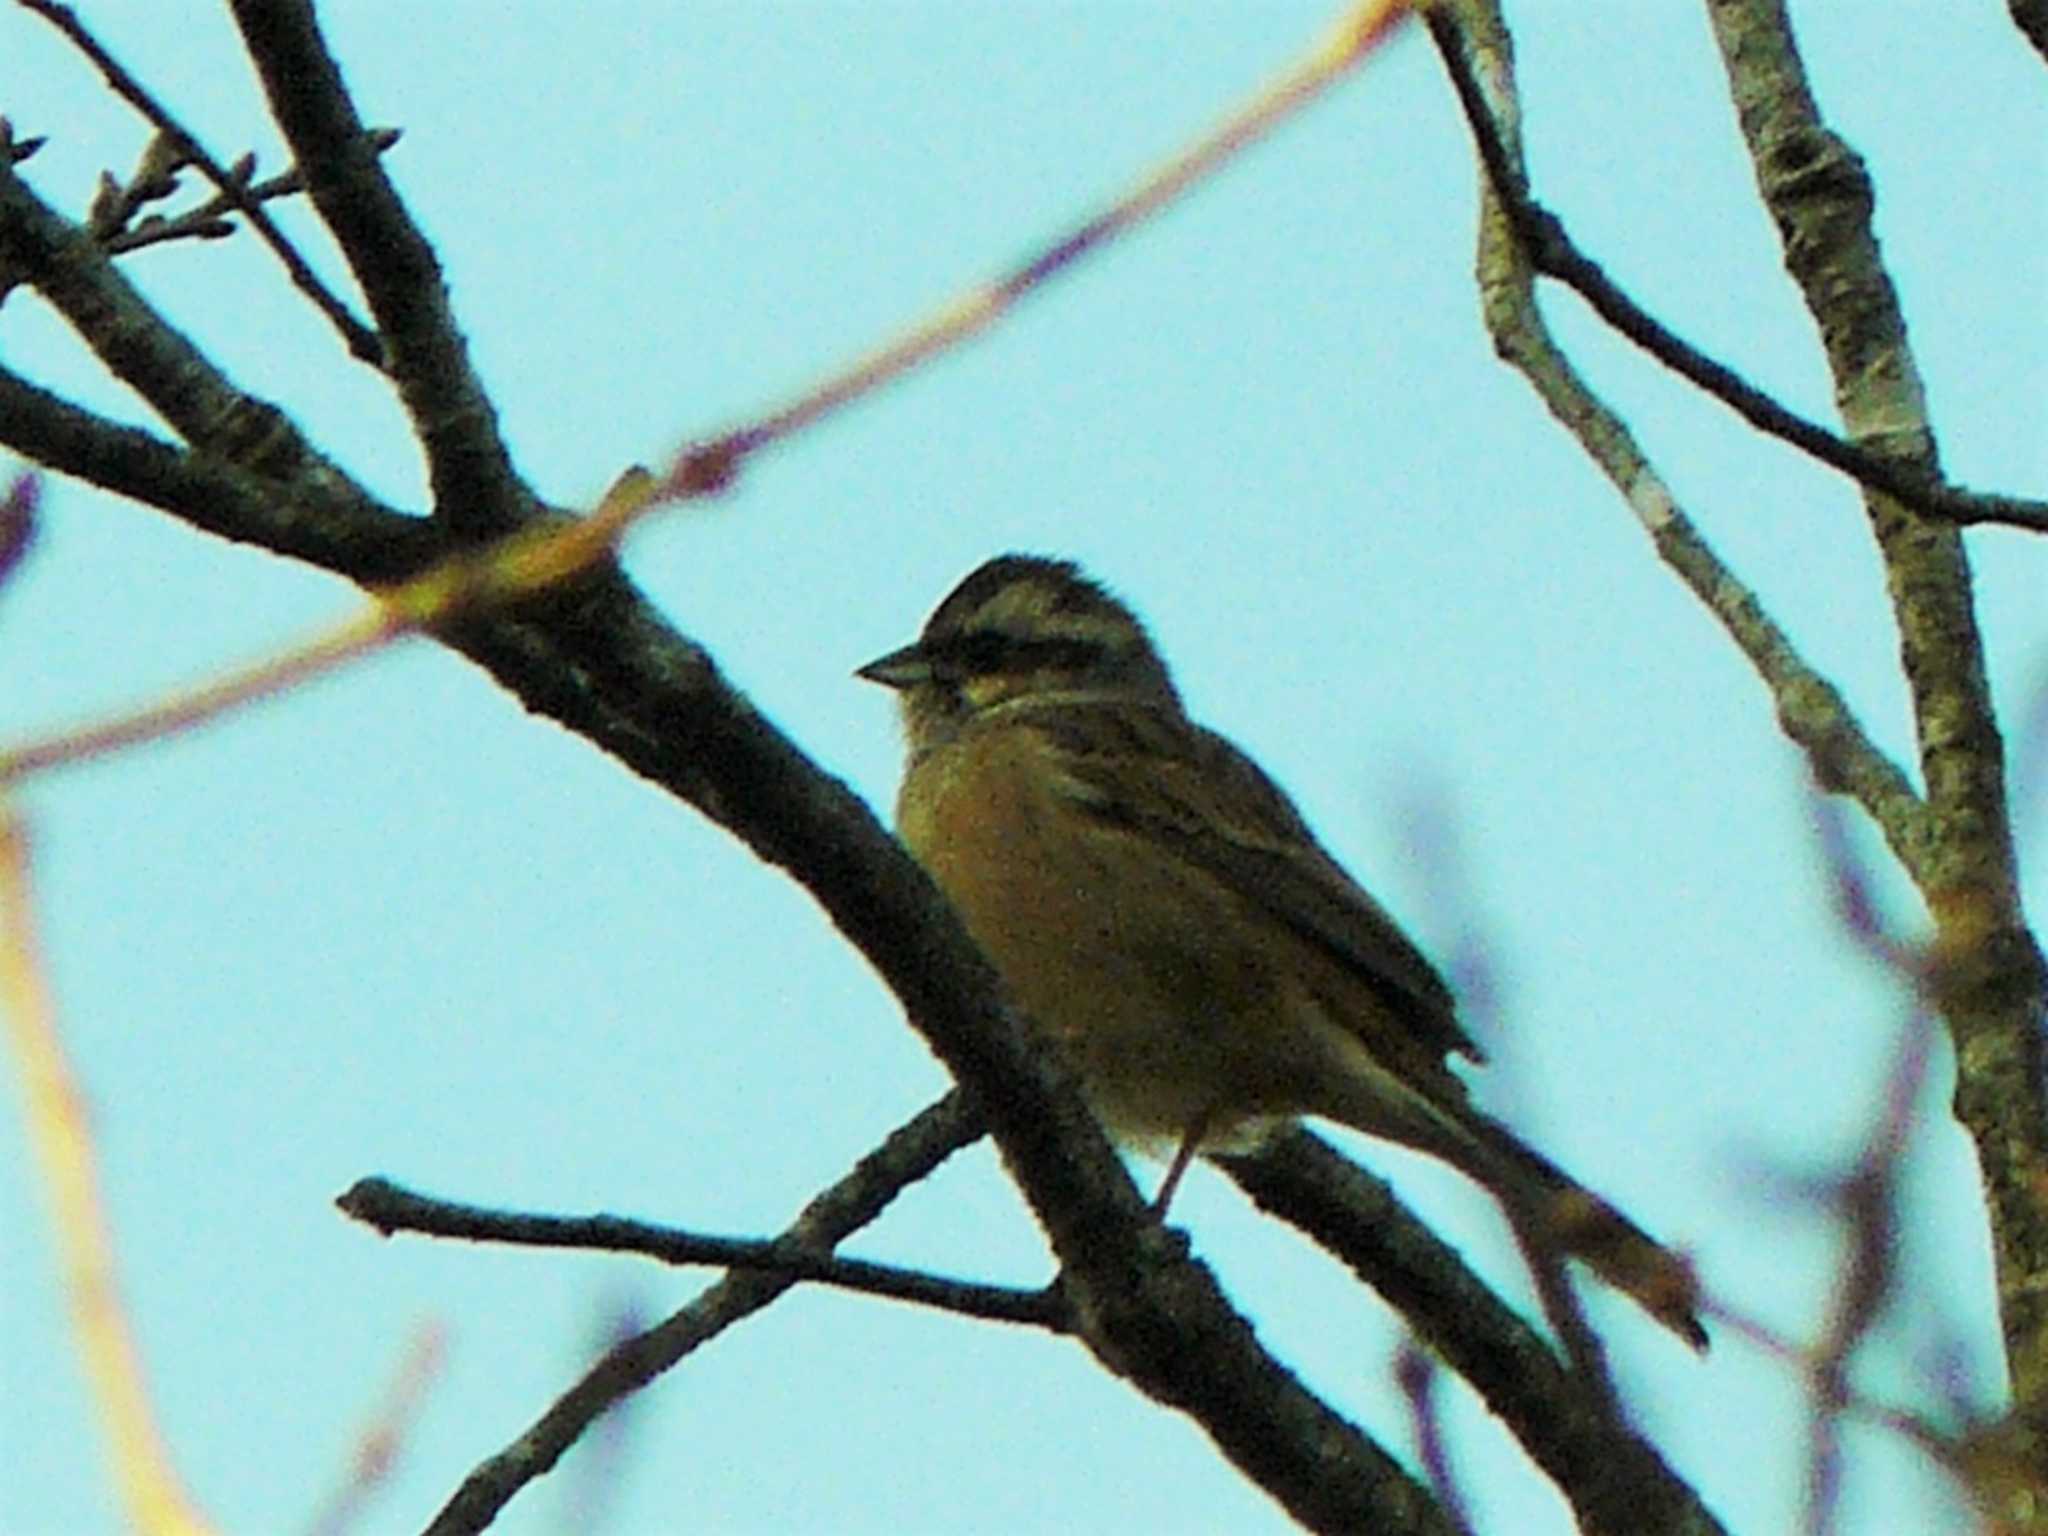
[1032,701,1480,1065]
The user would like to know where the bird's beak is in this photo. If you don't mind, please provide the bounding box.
[855,642,933,690]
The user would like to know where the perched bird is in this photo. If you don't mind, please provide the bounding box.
[859,554,1704,1348]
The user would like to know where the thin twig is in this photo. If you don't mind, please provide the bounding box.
[303,1323,446,1536]
[85,131,186,241]
[2,114,49,163]
[707,0,1412,469]
[0,604,399,783]
[100,129,402,255]
[1394,1341,1476,1536]
[1511,1213,1624,1420]
[336,1175,1067,1331]
[1426,8,2046,535]
[1700,1305,1958,1472]
[15,0,385,363]
[1801,1021,1933,1536]
[1805,791,1964,996]
[415,1092,989,1536]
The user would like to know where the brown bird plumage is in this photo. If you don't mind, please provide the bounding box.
[860,554,1704,1349]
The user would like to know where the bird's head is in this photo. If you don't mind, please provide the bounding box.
[858,554,1181,750]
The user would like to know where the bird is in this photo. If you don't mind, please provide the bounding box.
[858,553,1705,1349]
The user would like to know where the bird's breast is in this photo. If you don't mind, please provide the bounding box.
[895,724,1316,1144]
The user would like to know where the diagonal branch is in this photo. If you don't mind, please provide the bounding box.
[1798,1019,1930,1536]
[1425,10,2045,536]
[1221,1131,1728,1536]
[223,0,532,539]
[1424,6,1926,873]
[1393,1343,1478,1536]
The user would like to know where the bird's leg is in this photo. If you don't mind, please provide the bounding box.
[1151,1105,1218,1217]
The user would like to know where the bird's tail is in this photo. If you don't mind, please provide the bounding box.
[1312,1059,1707,1348]
[1462,1111,1707,1351]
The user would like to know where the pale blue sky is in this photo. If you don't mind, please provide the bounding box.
[3,4,2044,1533]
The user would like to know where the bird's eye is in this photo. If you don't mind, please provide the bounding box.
[937,629,1102,680]
[949,630,1014,677]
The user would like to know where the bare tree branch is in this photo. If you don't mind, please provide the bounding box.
[0,158,379,512]
[223,0,528,539]
[0,807,219,1533]
[2,116,48,164]
[336,1172,1066,1331]
[306,1324,445,1536]
[1221,1130,1728,1536]
[1425,7,2046,535]
[14,0,382,363]
[1423,8,1927,872]
[0,364,433,580]
[1704,0,2048,1471]
[416,1092,985,1536]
